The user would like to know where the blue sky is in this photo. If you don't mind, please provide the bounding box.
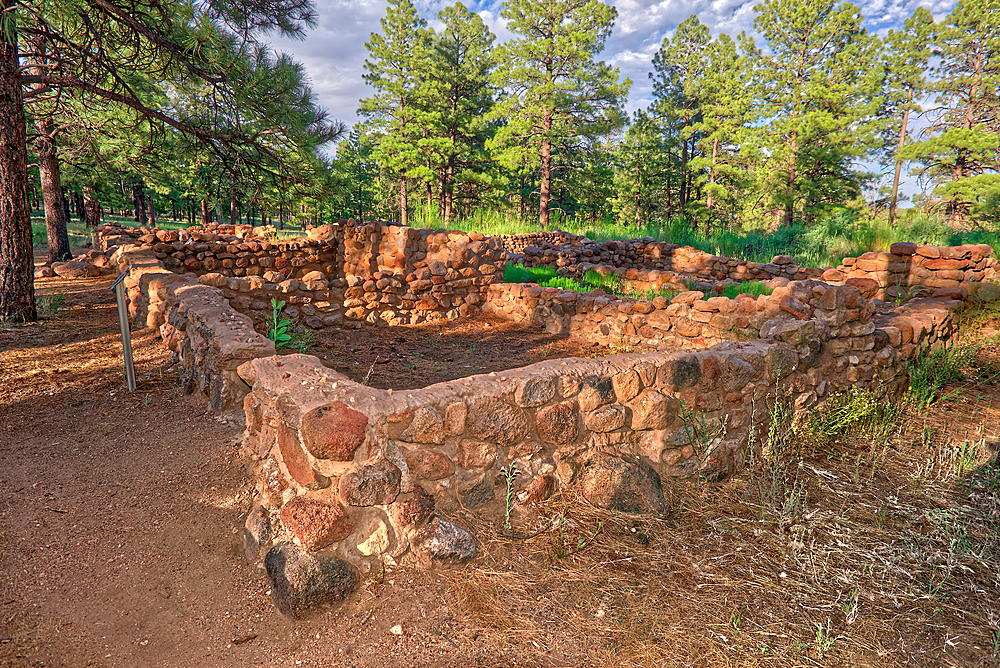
[272,0,958,200]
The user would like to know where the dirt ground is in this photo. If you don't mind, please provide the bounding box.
[2,252,999,668]
[282,313,637,390]
[0,256,568,668]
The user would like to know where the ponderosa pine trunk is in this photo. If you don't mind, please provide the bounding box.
[200,199,210,226]
[82,187,101,227]
[443,159,454,226]
[888,104,911,226]
[399,175,408,227]
[538,108,553,230]
[0,13,36,322]
[146,193,156,227]
[133,180,148,226]
[34,119,72,264]
[230,196,237,226]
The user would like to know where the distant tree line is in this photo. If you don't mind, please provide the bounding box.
[338,0,998,232]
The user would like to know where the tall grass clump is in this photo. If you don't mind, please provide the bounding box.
[805,387,900,445]
[503,263,551,284]
[906,343,977,409]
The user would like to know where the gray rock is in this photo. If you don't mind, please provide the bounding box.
[264,542,359,618]
[579,453,666,515]
[241,502,274,563]
[458,474,495,508]
[412,516,477,566]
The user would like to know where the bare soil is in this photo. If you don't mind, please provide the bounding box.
[1,252,998,668]
[0,256,563,668]
[274,314,639,391]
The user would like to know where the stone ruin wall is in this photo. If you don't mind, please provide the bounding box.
[98,221,506,329]
[91,222,993,617]
[502,231,998,302]
[237,284,964,614]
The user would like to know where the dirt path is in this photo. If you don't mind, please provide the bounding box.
[0,261,536,668]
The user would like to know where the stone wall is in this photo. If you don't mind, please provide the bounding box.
[824,242,997,300]
[484,280,884,352]
[114,248,275,412]
[238,285,964,614]
[505,232,824,283]
[93,222,989,618]
[97,222,506,326]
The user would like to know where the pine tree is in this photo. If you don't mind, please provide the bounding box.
[1,0,337,321]
[687,32,760,229]
[650,15,711,216]
[359,0,434,226]
[427,3,496,225]
[753,0,884,227]
[883,8,935,225]
[489,0,630,229]
[901,0,999,225]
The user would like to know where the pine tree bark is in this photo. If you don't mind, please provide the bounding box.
[0,14,37,322]
[706,137,719,211]
[538,108,553,230]
[399,175,408,227]
[146,192,156,227]
[888,104,911,226]
[133,180,148,225]
[443,159,454,226]
[82,187,101,228]
[34,119,72,264]
[200,199,210,226]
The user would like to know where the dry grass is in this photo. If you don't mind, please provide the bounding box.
[437,310,1000,668]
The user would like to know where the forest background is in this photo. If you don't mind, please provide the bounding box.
[11,0,1000,295]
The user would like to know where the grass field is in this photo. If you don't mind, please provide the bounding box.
[31,206,1000,271]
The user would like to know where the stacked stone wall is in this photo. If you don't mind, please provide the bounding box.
[483,280,881,351]
[114,249,274,412]
[238,285,963,612]
[96,222,506,326]
[506,232,824,283]
[823,242,997,299]
[91,222,988,617]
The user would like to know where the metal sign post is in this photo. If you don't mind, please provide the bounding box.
[110,271,137,392]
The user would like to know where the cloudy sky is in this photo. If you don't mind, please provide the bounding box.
[274,0,956,131]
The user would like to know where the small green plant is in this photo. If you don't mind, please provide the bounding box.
[551,510,604,559]
[814,619,842,658]
[746,394,809,522]
[499,463,519,531]
[729,606,743,632]
[267,298,292,348]
[678,400,727,457]
[36,292,66,318]
[806,387,899,444]
[841,587,859,624]
[906,343,976,409]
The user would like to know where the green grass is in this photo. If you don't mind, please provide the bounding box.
[717,281,773,300]
[906,343,978,410]
[415,206,1000,269]
[502,264,682,302]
